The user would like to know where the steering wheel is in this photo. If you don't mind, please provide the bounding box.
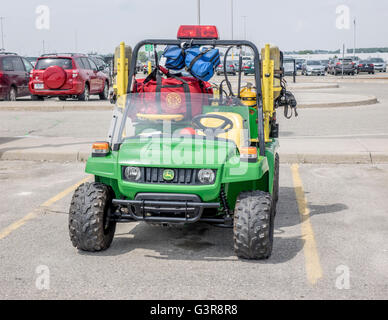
[192,114,234,136]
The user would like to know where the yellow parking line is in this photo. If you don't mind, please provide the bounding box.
[291,164,323,285]
[0,176,92,240]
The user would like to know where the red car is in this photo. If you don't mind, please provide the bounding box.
[0,52,33,101]
[29,53,109,101]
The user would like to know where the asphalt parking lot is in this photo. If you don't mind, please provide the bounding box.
[0,160,387,300]
[1,74,388,300]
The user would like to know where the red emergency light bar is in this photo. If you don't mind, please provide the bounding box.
[177,25,219,40]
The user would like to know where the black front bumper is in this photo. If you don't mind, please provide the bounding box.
[112,193,220,224]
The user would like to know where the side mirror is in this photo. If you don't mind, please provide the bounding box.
[98,65,105,72]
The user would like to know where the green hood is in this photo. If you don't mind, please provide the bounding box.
[118,137,237,168]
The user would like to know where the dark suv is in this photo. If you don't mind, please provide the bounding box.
[0,52,33,101]
[328,58,356,75]
[29,53,109,101]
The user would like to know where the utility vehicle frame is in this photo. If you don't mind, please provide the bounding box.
[69,26,297,259]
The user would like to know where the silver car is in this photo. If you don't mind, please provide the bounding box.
[369,58,387,72]
[302,60,326,76]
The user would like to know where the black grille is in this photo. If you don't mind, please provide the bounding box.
[122,167,216,185]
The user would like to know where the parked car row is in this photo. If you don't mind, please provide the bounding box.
[0,51,110,101]
[1,50,387,101]
[327,57,386,75]
[296,56,387,76]
[216,58,254,76]
[216,62,238,76]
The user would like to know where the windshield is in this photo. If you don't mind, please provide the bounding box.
[370,58,383,63]
[90,57,106,68]
[307,61,321,66]
[26,57,38,65]
[110,43,259,156]
[115,93,251,148]
[35,58,73,70]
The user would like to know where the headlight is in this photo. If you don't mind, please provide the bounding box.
[198,169,216,184]
[124,167,141,181]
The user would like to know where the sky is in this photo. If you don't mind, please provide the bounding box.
[1,0,387,56]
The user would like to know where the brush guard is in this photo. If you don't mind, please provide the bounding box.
[112,193,220,224]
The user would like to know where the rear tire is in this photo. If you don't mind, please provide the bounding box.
[234,190,274,260]
[58,96,67,101]
[69,182,116,252]
[78,84,90,101]
[5,87,17,101]
[99,81,109,100]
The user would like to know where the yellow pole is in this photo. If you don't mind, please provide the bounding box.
[262,44,274,143]
[117,42,126,98]
[211,87,220,106]
[116,41,129,109]
[148,61,152,75]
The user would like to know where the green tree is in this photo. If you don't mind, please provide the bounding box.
[138,51,147,63]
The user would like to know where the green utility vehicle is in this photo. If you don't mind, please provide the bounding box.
[68,26,297,260]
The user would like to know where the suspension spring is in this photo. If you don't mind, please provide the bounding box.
[220,185,230,217]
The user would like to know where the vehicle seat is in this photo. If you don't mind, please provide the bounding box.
[197,112,246,150]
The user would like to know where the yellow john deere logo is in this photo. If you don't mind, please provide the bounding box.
[166,93,182,109]
[163,169,175,181]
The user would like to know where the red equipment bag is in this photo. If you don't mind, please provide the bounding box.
[132,67,213,119]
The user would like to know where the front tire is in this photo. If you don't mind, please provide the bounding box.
[234,191,275,260]
[5,87,17,101]
[69,182,116,252]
